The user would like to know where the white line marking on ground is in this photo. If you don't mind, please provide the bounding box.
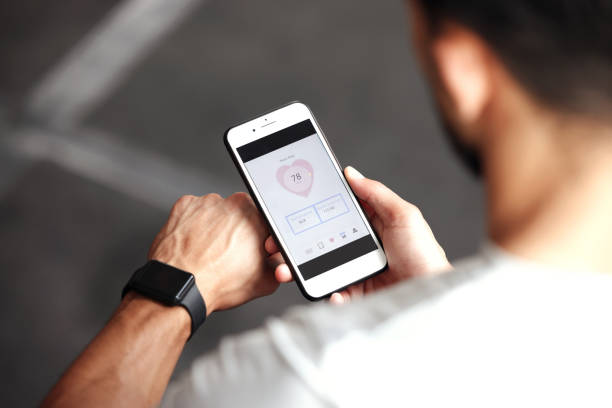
[4,127,237,211]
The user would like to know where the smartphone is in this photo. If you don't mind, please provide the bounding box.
[224,101,387,300]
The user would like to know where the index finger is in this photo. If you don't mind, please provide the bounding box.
[264,235,280,254]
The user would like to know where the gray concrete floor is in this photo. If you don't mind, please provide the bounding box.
[0,0,484,406]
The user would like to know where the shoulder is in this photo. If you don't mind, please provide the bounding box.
[166,250,612,406]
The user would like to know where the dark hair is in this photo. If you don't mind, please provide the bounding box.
[418,1,612,117]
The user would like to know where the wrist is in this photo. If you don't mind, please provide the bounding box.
[188,274,215,317]
[119,292,191,342]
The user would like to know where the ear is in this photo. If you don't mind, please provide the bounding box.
[431,25,492,125]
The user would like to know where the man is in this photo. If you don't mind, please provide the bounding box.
[43,1,612,406]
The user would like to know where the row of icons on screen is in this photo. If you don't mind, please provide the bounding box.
[304,227,359,255]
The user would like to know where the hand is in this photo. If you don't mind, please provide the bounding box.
[42,193,283,408]
[265,166,451,304]
[149,192,283,315]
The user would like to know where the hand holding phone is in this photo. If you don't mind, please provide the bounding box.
[266,165,452,303]
[225,102,387,300]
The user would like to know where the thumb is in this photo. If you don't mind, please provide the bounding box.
[345,166,409,225]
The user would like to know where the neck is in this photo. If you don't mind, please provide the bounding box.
[484,105,612,273]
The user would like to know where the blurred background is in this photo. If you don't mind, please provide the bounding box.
[0,0,484,405]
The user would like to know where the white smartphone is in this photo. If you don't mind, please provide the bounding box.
[224,101,387,300]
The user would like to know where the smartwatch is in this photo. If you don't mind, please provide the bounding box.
[122,260,206,339]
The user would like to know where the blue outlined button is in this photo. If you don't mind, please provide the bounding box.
[315,195,349,222]
[286,207,320,234]
[285,193,350,235]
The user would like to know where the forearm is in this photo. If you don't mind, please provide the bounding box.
[42,293,190,408]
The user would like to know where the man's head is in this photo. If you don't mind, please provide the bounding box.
[408,0,612,175]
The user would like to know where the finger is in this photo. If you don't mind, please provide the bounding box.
[330,290,351,304]
[359,198,375,219]
[264,235,279,254]
[345,166,412,226]
[370,213,384,234]
[346,283,365,299]
[267,252,285,269]
[274,263,293,283]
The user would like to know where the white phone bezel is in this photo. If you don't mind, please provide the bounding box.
[226,102,387,299]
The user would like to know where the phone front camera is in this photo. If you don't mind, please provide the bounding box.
[252,129,255,132]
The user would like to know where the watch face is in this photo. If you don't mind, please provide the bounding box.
[136,263,194,303]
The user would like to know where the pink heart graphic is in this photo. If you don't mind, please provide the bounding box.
[276,159,314,197]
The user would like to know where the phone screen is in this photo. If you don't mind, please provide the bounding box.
[238,120,378,280]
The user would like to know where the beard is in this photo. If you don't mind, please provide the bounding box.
[438,108,483,178]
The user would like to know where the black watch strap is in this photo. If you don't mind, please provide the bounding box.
[180,279,206,337]
[122,260,206,339]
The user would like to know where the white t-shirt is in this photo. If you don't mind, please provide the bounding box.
[162,245,612,407]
